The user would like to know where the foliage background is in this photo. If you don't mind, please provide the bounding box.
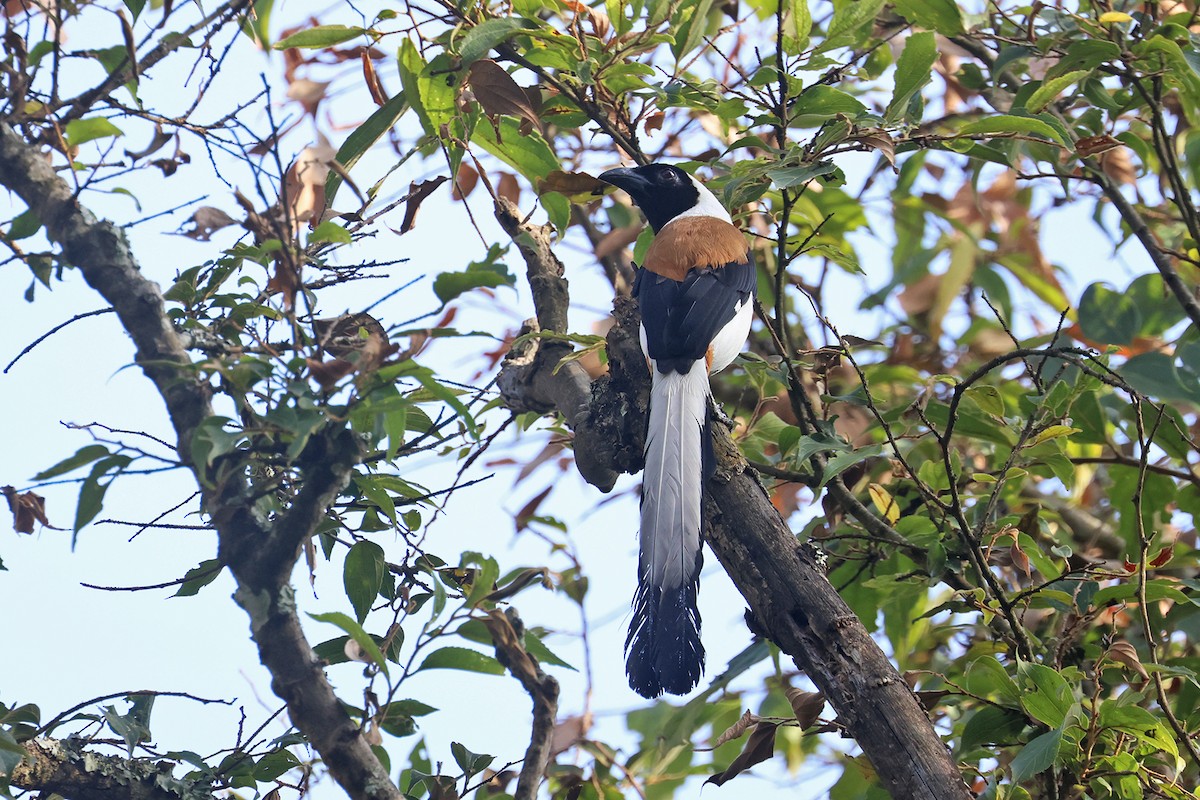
[5,0,1200,799]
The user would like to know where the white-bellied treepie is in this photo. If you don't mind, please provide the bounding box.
[598,164,755,698]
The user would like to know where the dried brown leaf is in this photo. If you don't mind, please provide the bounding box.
[1075,134,1122,158]
[286,78,329,116]
[783,687,825,729]
[179,206,237,241]
[452,162,479,201]
[497,172,521,205]
[851,128,895,168]
[3,485,55,533]
[563,0,612,39]
[537,169,607,198]
[125,125,171,161]
[467,60,542,132]
[1105,641,1149,679]
[708,710,757,750]
[400,176,449,234]
[705,720,780,786]
[644,111,665,133]
[362,49,387,106]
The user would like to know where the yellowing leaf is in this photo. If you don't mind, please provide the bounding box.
[1098,11,1132,23]
[868,483,900,525]
[1029,425,1080,447]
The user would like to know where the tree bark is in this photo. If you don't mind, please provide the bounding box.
[7,738,217,800]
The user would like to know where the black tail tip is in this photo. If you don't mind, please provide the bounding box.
[626,585,705,698]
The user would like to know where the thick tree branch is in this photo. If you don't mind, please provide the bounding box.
[494,198,646,490]
[484,609,559,800]
[0,125,396,800]
[6,738,217,800]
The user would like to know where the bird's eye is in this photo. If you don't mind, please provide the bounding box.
[660,168,681,184]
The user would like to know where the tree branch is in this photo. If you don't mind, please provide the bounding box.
[0,124,397,800]
[6,738,217,800]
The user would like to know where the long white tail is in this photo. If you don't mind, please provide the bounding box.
[626,362,710,697]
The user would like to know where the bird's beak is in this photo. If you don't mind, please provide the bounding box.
[598,167,651,197]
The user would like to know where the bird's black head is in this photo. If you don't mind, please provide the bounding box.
[598,164,701,232]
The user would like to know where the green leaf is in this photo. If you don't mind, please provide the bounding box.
[344,541,386,623]
[816,444,882,491]
[1024,69,1090,114]
[964,655,1022,706]
[887,31,937,122]
[960,705,1028,752]
[824,0,886,48]
[1125,273,1186,337]
[1010,728,1062,782]
[1078,282,1141,345]
[450,741,495,778]
[308,611,390,674]
[957,115,1069,147]
[1121,352,1200,404]
[1019,662,1073,727]
[472,117,559,183]
[789,85,868,127]
[326,91,411,206]
[417,646,505,675]
[457,18,532,65]
[433,261,515,304]
[524,631,577,671]
[173,559,224,597]
[64,117,124,148]
[74,455,132,539]
[274,25,365,50]
[9,208,41,240]
[891,0,963,34]
[309,220,352,245]
[34,444,111,480]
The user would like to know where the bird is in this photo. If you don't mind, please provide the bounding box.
[597,163,756,698]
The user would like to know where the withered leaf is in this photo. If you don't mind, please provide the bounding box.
[400,176,450,234]
[706,710,757,750]
[783,686,825,729]
[179,206,237,241]
[537,170,607,198]
[704,720,781,786]
[497,172,521,205]
[3,485,55,533]
[1075,134,1122,158]
[125,125,171,161]
[285,138,336,227]
[361,49,387,106]
[452,162,479,201]
[563,0,611,39]
[1104,641,1149,679]
[644,111,665,133]
[850,128,896,168]
[306,356,357,390]
[286,78,330,116]
[467,60,542,133]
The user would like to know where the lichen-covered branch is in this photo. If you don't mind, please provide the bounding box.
[5,738,217,800]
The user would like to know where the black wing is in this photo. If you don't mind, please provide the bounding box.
[633,256,756,375]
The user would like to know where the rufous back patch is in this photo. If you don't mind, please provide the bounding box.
[643,217,748,281]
